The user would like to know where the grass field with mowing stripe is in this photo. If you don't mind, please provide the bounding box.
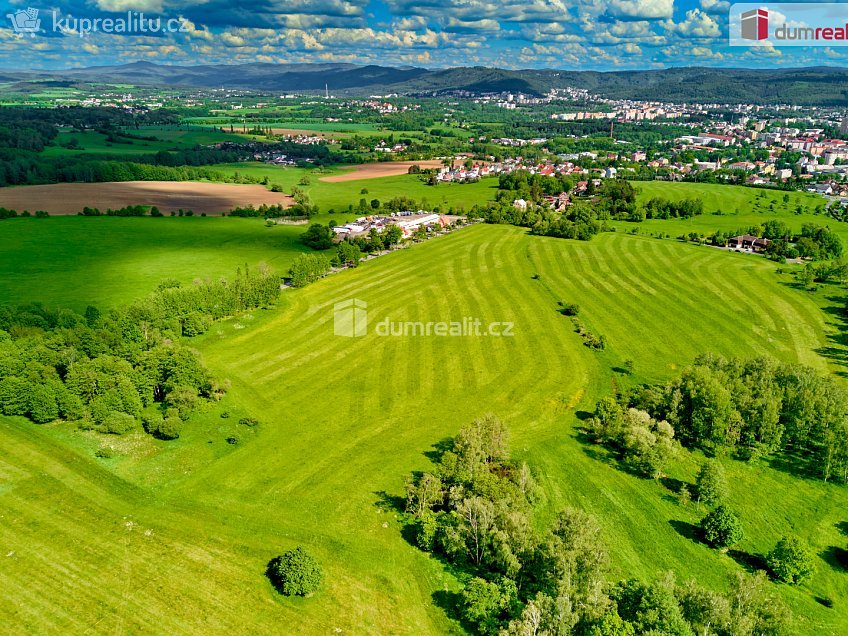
[3,225,847,634]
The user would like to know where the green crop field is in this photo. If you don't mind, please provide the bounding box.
[0,217,310,309]
[616,181,841,240]
[2,225,847,634]
[211,162,500,213]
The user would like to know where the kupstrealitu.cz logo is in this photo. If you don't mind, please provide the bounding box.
[5,6,191,37]
[6,7,41,37]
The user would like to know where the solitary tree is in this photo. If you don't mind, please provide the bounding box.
[696,460,729,509]
[266,547,323,596]
[767,536,817,584]
[701,505,743,551]
[384,224,403,248]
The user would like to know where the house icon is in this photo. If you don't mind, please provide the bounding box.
[334,299,368,337]
[741,8,768,41]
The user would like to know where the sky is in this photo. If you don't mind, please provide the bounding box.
[0,0,847,70]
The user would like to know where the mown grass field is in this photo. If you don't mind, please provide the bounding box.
[618,181,839,239]
[0,217,310,309]
[2,225,847,634]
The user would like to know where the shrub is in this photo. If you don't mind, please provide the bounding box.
[181,311,212,337]
[415,511,438,551]
[767,536,817,584]
[144,415,182,440]
[696,460,728,508]
[559,302,580,316]
[95,446,116,459]
[266,547,323,596]
[101,411,137,435]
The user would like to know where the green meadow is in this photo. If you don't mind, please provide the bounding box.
[618,181,838,239]
[2,224,847,633]
[0,217,310,309]
[42,127,262,158]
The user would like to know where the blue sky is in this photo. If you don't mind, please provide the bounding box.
[0,0,846,70]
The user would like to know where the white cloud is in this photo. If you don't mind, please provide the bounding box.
[220,32,247,47]
[666,9,721,38]
[608,0,673,20]
[94,0,165,12]
[700,0,730,13]
[690,45,723,60]
[444,17,500,33]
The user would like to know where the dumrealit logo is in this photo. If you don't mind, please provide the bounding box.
[731,4,848,46]
[331,299,515,338]
[741,8,768,41]
[334,299,368,338]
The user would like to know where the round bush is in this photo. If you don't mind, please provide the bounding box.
[767,535,817,584]
[267,547,323,596]
[101,412,137,435]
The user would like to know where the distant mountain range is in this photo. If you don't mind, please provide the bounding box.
[9,62,848,106]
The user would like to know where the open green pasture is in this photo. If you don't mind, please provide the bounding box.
[0,216,309,310]
[618,181,838,239]
[41,126,263,158]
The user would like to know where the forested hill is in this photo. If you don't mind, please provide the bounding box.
[13,62,848,105]
[555,66,848,106]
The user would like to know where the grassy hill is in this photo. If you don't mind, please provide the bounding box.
[2,225,847,633]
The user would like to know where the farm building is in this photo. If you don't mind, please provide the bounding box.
[728,235,770,252]
[333,213,449,238]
